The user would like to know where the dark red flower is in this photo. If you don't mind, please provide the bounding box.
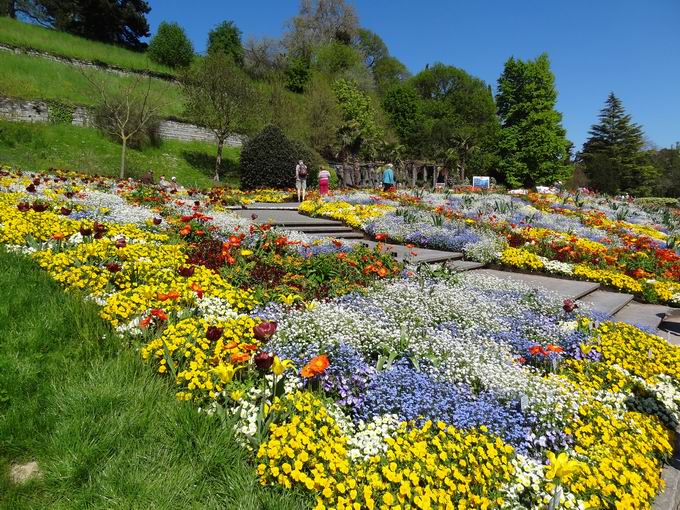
[251,213,258,220]
[153,217,162,225]
[205,326,223,341]
[177,265,195,277]
[26,184,36,193]
[79,226,92,236]
[115,238,127,249]
[17,202,30,212]
[254,351,274,371]
[60,207,72,216]
[31,202,48,212]
[563,299,578,313]
[106,262,121,273]
[253,321,277,341]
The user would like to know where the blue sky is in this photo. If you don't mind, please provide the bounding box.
[146,0,680,150]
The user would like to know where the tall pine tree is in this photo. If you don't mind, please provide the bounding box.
[580,92,656,196]
[496,53,571,188]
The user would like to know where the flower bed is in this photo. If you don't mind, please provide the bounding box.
[301,190,680,305]
[1,169,679,509]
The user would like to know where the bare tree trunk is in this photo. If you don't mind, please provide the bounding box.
[120,137,127,179]
[214,138,224,182]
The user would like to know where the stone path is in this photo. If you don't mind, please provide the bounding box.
[241,203,680,344]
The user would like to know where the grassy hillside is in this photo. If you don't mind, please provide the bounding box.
[0,120,239,187]
[0,250,306,509]
[0,17,174,75]
[0,51,185,118]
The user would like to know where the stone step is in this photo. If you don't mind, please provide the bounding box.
[577,290,634,316]
[445,260,486,272]
[611,301,670,331]
[232,209,343,227]
[348,240,464,263]
[304,231,366,240]
[240,202,300,210]
[290,225,356,233]
[476,269,600,300]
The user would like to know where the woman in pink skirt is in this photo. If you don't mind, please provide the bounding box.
[318,167,331,195]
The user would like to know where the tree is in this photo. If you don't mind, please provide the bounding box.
[354,28,387,68]
[182,52,259,181]
[314,40,362,75]
[381,84,424,156]
[579,92,657,195]
[243,36,285,79]
[19,0,151,50]
[283,0,359,57]
[148,21,194,68]
[373,56,409,94]
[207,20,243,65]
[285,56,311,93]
[651,144,680,197]
[85,73,164,178]
[409,63,499,175]
[239,124,320,189]
[304,75,341,157]
[496,53,571,187]
[333,78,381,161]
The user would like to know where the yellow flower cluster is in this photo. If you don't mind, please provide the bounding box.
[559,359,636,395]
[299,200,394,229]
[593,322,680,383]
[572,264,643,294]
[141,316,259,400]
[566,402,672,508]
[0,195,80,244]
[500,247,544,271]
[520,227,608,255]
[257,392,515,510]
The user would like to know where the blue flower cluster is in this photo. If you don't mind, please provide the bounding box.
[352,360,531,451]
[320,343,376,407]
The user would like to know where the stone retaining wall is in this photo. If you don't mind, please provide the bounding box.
[0,96,242,147]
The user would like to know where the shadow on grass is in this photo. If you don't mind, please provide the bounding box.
[181,150,239,181]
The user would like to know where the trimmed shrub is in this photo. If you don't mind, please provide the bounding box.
[147,22,194,69]
[635,197,679,209]
[239,125,322,189]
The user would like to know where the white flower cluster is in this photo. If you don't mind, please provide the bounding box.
[539,256,574,276]
[344,414,401,462]
[194,296,239,322]
[73,190,156,225]
[463,231,507,263]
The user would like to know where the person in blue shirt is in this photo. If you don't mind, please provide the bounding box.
[382,163,396,192]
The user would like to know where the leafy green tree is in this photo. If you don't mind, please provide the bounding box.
[182,53,259,181]
[333,78,381,160]
[381,84,423,155]
[304,75,342,157]
[314,40,362,75]
[409,63,498,177]
[373,56,409,94]
[354,28,387,68]
[285,56,311,93]
[207,20,244,65]
[651,144,680,197]
[496,53,571,187]
[148,21,194,68]
[15,0,151,49]
[580,92,657,195]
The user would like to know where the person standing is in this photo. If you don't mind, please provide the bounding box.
[318,167,331,195]
[382,163,396,192]
[295,160,308,202]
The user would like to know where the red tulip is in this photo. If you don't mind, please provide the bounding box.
[254,351,274,371]
[106,262,121,273]
[31,203,48,212]
[60,207,72,216]
[177,266,195,277]
[79,226,92,237]
[65,191,74,199]
[205,326,223,341]
[17,202,30,212]
[253,321,277,341]
[563,299,578,313]
[26,184,36,193]
[115,238,127,249]
[153,217,162,225]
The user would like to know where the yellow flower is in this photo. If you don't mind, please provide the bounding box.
[212,363,239,384]
[272,356,294,376]
[545,452,582,481]
[279,293,301,306]
[240,249,254,257]
[230,390,244,401]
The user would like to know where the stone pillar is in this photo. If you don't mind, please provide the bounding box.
[411,164,417,188]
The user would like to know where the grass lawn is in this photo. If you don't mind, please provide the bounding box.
[0,120,240,188]
[0,51,185,119]
[0,250,308,509]
[0,17,175,76]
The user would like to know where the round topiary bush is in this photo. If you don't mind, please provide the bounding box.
[147,22,194,69]
[239,124,322,189]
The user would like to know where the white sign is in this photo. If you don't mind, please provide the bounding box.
[472,176,490,189]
